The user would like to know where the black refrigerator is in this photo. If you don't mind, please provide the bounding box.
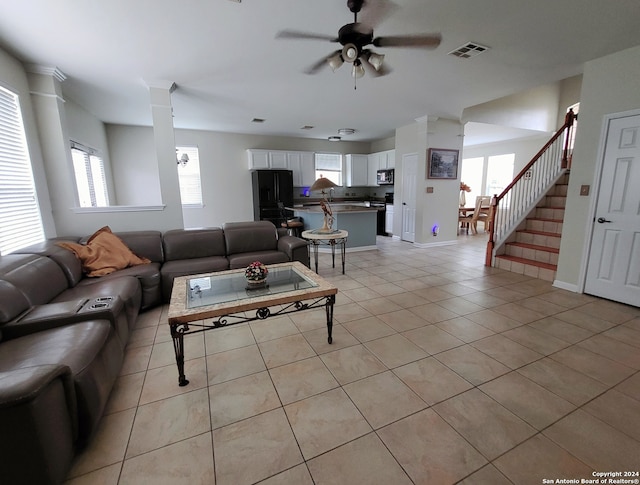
[251,170,294,225]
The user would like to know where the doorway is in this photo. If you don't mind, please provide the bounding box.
[401,153,417,242]
[584,111,640,306]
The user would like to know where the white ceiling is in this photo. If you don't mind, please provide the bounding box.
[1,0,639,144]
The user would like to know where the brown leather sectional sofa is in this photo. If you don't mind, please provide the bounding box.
[0,221,309,484]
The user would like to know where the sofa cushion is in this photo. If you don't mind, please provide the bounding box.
[163,228,226,261]
[161,256,229,301]
[16,238,84,287]
[0,280,31,324]
[58,227,151,277]
[0,254,68,307]
[114,231,164,263]
[223,221,279,255]
[227,251,290,270]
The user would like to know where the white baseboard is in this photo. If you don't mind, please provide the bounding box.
[315,245,377,253]
[413,240,458,249]
[552,280,579,292]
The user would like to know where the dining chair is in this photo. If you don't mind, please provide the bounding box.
[459,196,491,234]
[472,195,491,233]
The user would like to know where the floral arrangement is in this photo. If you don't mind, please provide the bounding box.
[460,182,471,192]
[245,261,268,281]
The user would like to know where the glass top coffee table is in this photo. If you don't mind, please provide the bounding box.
[168,262,337,386]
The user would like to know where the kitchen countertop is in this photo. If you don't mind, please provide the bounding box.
[290,202,378,213]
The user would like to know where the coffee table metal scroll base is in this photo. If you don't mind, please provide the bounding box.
[170,294,335,386]
[170,322,191,386]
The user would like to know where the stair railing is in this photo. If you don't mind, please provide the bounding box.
[485,109,577,266]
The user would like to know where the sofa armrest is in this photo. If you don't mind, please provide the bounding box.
[0,364,77,485]
[1,297,124,341]
[277,235,310,267]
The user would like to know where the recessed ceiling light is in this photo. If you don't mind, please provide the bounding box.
[251,118,265,123]
[328,136,342,141]
[338,128,356,135]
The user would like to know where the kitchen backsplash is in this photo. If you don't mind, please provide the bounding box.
[294,185,393,200]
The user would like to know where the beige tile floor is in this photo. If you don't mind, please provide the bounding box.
[65,235,640,485]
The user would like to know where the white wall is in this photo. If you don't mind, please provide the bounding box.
[106,124,162,206]
[462,82,561,132]
[394,118,464,245]
[556,44,640,288]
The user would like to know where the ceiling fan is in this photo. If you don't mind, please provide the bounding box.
[276,0,441,81]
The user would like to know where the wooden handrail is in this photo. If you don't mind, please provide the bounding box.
[485,109,577,266]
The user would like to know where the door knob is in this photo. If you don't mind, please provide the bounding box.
[597,217,612,223]
[402,202,407,205]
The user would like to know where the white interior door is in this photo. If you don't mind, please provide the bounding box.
[401,153,417,242]
[584,113,640,306]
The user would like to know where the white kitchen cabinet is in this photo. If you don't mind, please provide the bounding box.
[247,149,315,186]
[367,153,380,186]
[247,149,270,170]
[385,204,394,234]
[367,150,396,185]
[287,151,315,186]
[384,150,395,169]
[269,151,288,169]
[345,154,369,186]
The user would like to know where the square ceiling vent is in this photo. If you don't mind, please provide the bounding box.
[448,42,490,59]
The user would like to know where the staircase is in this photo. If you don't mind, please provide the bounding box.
[494,172,569,281]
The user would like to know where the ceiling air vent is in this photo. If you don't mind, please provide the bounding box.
[448,42,489,59]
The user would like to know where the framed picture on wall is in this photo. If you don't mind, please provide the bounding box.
[427,148,459,179]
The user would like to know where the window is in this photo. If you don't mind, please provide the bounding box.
[486,153,515,196]
[315,153,342,186]
[176,146,203,206]
[460,153,515,202]
[460,157,484,205]
[70,142,109,207]
[0,85,45,255]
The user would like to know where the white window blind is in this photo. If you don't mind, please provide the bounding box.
[176,146,203,206]
[315,153,342,185]
[71,143,109,207]
[0,85,45,255]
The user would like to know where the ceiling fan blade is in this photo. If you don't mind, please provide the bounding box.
[358,0,399,28]
[373,33,442,48]
[276,29,338,42]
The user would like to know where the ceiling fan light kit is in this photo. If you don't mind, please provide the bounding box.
[342,43,359,63]
[352,59,365,78]
[327,52,344,71]
[276,0,441,84]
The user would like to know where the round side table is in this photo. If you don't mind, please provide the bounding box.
[301,229,349,275]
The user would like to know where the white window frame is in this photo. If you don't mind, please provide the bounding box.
[70,142,109,208]
[315,153,342,186]
[0,85,45,255]
[176,145,203,207]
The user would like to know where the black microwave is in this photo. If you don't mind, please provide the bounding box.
[377,169,394,185]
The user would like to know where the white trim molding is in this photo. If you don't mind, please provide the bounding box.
[71,205,166,214]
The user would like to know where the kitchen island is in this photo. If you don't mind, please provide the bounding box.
[291,203,377,251]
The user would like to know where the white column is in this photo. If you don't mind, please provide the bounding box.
[147,81,184,229]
